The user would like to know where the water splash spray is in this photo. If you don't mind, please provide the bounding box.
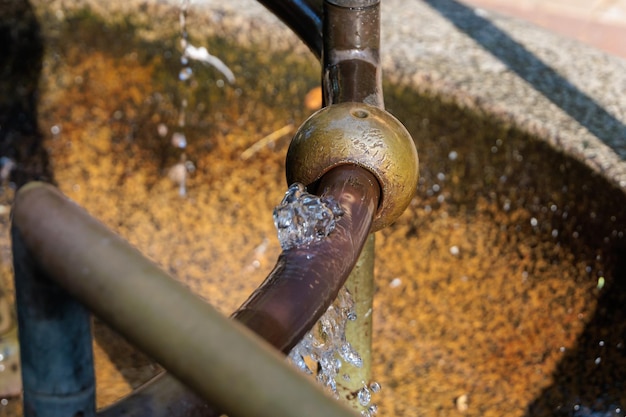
[275,183,379,415]
[273,183,343,250]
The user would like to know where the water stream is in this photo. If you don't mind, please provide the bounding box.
[288,285,381,416]
[274,183,379,415]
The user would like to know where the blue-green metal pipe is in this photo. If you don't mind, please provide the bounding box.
[12,225,96,417]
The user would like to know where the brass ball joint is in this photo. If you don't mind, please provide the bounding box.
[286,102,419,232]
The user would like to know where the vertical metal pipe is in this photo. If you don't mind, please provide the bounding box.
[341,235,374,398]
[322,0,381,410]
[323,0,382,107]
[12,225,96,417]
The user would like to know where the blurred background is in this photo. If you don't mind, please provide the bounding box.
[463,0,626,59]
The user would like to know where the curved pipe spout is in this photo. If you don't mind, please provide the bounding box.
[233,165,379,353]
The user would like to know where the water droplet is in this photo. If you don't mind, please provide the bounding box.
[450,246,460,256]
[595,356,601,365]
[179,67,193,81]
[157,123,168,137]
[530,217,538,227]
[50,125,61,135]
[448,150,458,161]
[184,160,195,173]
[171,132,187,148]
[357,386,371,406]
[340,342,362,368]
[369,382,381,393]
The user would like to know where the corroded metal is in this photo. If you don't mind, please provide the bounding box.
[12,208,96,417]
[286,102,419,231]
[233,164,380,353]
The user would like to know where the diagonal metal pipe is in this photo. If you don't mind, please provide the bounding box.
[12,181,362,417]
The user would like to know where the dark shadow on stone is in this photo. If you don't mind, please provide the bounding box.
[406,6,626,409]
[423,0,626,159]
[525,241,626,416]
[0,0,54,186]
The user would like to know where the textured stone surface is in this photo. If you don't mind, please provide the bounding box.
[0,0,625,416]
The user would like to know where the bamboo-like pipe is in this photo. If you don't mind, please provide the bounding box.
[233,165,379,353]
[12,182,360,417]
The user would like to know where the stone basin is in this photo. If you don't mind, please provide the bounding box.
[1,0,626,416]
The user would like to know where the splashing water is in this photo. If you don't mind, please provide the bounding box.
[179,0,235,84]
[167,0,236,196]
[288,288,361,393]
[273,183,344,250]
[288,287,380,416]
[276,183,379,414]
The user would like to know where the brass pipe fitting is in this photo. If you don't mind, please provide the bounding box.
[286,102,419,231]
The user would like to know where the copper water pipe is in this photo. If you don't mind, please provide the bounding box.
[232,165,379,353]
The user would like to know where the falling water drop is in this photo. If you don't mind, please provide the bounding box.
[171,132,187,148]
[178,67,193,81]
[357,385,371,407]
